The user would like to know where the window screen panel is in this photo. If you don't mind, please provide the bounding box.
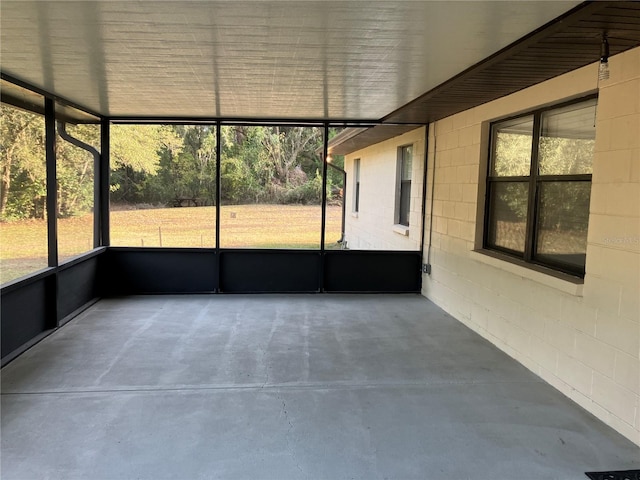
[0,103,48,284]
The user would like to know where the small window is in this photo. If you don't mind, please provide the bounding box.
[397,145,412,227]
[353,158,360,213]
[485,97,596,277]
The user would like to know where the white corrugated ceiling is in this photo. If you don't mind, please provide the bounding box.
[0,1,582,120]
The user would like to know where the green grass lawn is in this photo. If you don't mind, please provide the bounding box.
[0,204,343,284]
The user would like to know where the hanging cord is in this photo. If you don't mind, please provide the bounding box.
[594,34,610,127]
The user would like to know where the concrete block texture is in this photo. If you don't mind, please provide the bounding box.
[595,311,640,358]
[343,127,426,251]
[592,149,633,185]
[615,351,640,395]
[422,47,640,446]
[2,294,639,479]
[596,78,640,120]
[592,371,639,427]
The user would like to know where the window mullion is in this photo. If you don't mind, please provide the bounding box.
[483,128,496,251]
[537,174,592,182]
[524,113,541,261]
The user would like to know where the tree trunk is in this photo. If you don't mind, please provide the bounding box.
[0,118,35,217]
[0,153,11,216]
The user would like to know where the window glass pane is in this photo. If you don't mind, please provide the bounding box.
[401,146,412,180]
[399,181,411,226]
[57,120,99,262]
[535,181,590,271]
[487,182,529,253]
[220,126,323,249]
[110,124,217,247]
[0,103,48,284]
[538,99,596,175]
[491,116,533,177]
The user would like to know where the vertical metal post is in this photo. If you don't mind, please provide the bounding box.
[215,122,221,250]
[45,98,58,267]
[524,114,541,261]
[425,124,437,275]
[215,122,222,292]
[320,124,329,251]
[93,130,101,248]
[44,98,59,328]
[339,167,346,243]
[100,118,110,246]
[319,124,329,291]
[419,124,430,269]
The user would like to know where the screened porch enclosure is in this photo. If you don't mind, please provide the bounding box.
[2,0,640,464]
[0,81,424,363]
[3,0,638,364]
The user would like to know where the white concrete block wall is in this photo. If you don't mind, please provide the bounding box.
[422,47,640,446]
[343,127,426,250]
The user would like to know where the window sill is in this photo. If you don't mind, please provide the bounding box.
[351,212,359,218]
[393,224,410,236]
[470,249,584,296]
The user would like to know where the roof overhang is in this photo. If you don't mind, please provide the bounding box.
[328,125,422,156]
[330,1,640,155]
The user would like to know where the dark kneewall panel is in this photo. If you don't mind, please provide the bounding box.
[58,255,100,320]
[324,251,421,292]
[2,248,420,362]
[100,248,217,295]
[1,274,55,359]
[2,253,103,363]
[220,250,321,293]
[100,248,419,294]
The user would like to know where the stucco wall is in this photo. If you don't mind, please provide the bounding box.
[344,127,426,250]
[422,47,640,445]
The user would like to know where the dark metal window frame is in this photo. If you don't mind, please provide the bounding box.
[397,144,413,227]
[484,94,597,278]
[353,158,360,213]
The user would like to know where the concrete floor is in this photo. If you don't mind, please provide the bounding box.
[1,294,638,479]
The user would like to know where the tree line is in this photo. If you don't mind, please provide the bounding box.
[1,104,344,221]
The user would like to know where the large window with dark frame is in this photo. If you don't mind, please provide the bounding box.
[485,96,597,277]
